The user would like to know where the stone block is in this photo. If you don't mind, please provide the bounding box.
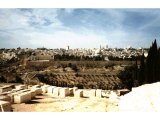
[59,88,69,97]
[96,89,102,98]
[32,88,43,95]
[53,87,61,97]
[88,89,96,98]
[15,85,27,90]
[0,96,11,103]
[118,89,130,96]
[32,85,41,88]
[30,90,36,99]
[83,90,90,98]
[101,90,110,98]
[47,86,56,95]
[0,100,12,112]
[14,92,31,104]
[41,85,50,93]
[74,90,83,98]
[69,88,74,96]
[73,87,78,95]
[0,86,12,93]
[27,85,33,90]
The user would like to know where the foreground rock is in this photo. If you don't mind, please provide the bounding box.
[119,82,160,112]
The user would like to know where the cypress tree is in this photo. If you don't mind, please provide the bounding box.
[139,53,145,85]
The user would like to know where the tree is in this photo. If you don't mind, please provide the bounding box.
[139,53,145,85]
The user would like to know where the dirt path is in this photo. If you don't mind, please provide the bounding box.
[12,94,119,112]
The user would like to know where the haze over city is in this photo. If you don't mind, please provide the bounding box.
[0,8,160,49]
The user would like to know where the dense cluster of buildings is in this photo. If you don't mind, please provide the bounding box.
[0,46,148,61]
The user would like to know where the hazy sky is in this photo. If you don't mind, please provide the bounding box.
[0,8,160,49]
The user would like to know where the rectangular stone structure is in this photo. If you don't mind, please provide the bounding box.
[41,85,50,93]
[53,87,61,97]
[88,89,96,98]
[32,85,41,88]
[15,85,27,90]
[59,88,69,97]
[0,100,12,112]
[74,90,83,98]
[7,89,30,103]
[69,88,74,96]
[73,87,78,95]
[96,89,102,98]
[32,88,43,95]
[118,89,130,96]
[47,86,56,94]
[83,89,90,98]
[14,92,31,104]
[101,90,110,98]
[30,90,36,99]
[0,86,12,93]
[0,96,11,103]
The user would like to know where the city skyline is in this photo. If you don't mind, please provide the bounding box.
[0,9,160,49]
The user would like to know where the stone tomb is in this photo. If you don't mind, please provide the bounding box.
[41,85,50,93]
[69,88,74,96]
[59,88,69,97]
[73,87,78,95]
[14,92,31,104]
[101,90,110,98]
[53,87,61,97]
[15,85,27,90]
[7,89,30,103]
[32,85,41,88]
[47,86,56,95]
[0,85,12,93]
[0,95,11,103]
[74,90,83,98]
[32,88,43,95]
[83,90,90,98]
[118,89,130,96]
[96,89,102,98]
[30,90,36,99]
[88,89,96,98]
[0,100,11,112]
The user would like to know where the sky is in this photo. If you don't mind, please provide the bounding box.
[0,8,160,49]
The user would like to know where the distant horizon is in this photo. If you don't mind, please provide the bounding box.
[0,45,150,49]
[0,9,160,49]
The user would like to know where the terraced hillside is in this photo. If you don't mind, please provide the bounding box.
[0,60,136,90]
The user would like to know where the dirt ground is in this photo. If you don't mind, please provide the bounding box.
[11,94,119,112]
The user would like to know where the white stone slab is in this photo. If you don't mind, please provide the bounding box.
[0,96,11,103]
[41,85,50,93]
[53,87,61,97]
[30,90,36,99]
[32,85,41,88]
[32,88,43,95]
[96,89,102,98]
[74,90,83,98]
[59,88,69,97]
[73,87,78,95]
[88,89,96,98]
[47,86,55,94]
[14,92,31,104]
[0,86,12,93]
[69,88,74,96]
[15,85,27,90]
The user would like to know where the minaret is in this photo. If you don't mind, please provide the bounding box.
[66,45,69,50]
